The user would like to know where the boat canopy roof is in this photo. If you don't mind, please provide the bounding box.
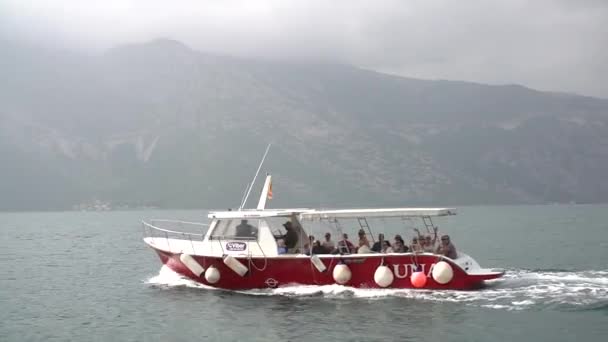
[209,207,456,220]
[299,208,456,220]
[208,208,314,219]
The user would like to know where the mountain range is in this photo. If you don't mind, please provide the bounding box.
[1,38,607,211]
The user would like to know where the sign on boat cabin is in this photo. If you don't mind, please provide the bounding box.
[225,242,248,252]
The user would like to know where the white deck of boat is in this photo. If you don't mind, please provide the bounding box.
[144,237,204,255]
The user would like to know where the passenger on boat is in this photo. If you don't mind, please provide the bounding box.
[337,233,355,254]
[436,235,457,259]
[322,232,335,253]
[236,219,257,238]
[414,227,438,252]
[282,221,299,252]
[304,235,315,255]
[391,235,408,253]
[358,229,371,249]
[419,236,427,250]
[423,235,436,252]
[371,233,385,252]
[381,240,394,253]
[312,240,327,254]
[304,243,311,255]
[410,237,423,252]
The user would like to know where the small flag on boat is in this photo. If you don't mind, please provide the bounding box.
[267,180,273,199]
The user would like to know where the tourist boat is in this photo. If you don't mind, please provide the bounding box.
[142,166,504,290]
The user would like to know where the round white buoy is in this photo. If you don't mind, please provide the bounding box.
[431,261,454,284]
[332,264,352,285]
[357,245,372,254]
[373,265,394,288]
[204,266,221,284]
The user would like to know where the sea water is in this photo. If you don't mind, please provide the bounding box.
[1,205,607,341]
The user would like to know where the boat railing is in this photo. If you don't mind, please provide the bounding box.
[142,219,209,253]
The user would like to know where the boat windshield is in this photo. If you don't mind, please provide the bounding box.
[210,219,261,240]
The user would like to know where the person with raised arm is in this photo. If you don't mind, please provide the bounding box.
[414,226,438,252]
[322,232,335,253]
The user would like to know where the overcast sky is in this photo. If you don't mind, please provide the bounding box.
[2,0,607,98]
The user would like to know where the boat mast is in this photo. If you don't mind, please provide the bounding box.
[239,143,272,210]
[256,174,272,210]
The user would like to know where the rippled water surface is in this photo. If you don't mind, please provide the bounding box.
[1,205,607,341]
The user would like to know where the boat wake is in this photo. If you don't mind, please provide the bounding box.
[145,266,608,311]
[146,265,217,290]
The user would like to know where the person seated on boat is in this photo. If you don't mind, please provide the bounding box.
[371,233,385,252]
[235,219,257,238]
[410,237,423,252]
[312,240,327,254]
[436,234,457,259]
[357,229,371,249]
[282,221,299,252]
[418,236,426,249]
[381,240,394,253]
[423,235,436,253]
[336,233,355,254]
[277,239,288,255]
[420,236,429,251]
[392,235,409,253]
[322,232,335,253]
[304,235,315,255]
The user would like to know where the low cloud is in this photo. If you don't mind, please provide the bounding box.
[2,0,607,97]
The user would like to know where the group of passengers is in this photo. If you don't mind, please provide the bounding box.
[236,218,456,259]
[277,222,457,259]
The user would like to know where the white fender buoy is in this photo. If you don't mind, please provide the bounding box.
[179,253,205,277]
[358,245,372,254]
[431,261,454,284]
[310,255,327,272]
[204,266,220,284]
[374,265,394,288]
[332,264,352,284]
[223,255,248,277]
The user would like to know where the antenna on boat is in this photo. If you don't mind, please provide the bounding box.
[239,143,272,210]
[239,184,250,210]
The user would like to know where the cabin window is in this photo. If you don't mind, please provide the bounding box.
[210,219,260,240]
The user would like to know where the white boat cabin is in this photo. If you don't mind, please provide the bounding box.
[143,207,457,258]
[204,209,312,257]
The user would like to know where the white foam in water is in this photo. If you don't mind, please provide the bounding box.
[146,265,216,290]
[145,266,608,311]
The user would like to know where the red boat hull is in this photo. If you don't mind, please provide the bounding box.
[152,247,503,290]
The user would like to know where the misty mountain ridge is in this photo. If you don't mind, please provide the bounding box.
[1,38,607,211]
